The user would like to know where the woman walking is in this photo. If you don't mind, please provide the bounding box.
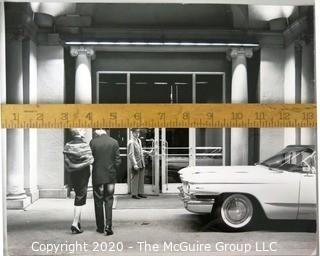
[64,128,94,234]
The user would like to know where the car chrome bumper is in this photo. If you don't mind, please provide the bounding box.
[178,186,215,214]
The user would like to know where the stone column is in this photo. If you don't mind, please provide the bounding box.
[70,46,94,143]
[284,43,298,146]
[301,41,315,145]
[228,48,252,165]
[23,40,39,203]
[259,47,285,161]
[6,38,30,209]
[0,1,8,253]
[37,45,67,198]
[70,46,94,196]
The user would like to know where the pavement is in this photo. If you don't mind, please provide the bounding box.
[7,195,317,256]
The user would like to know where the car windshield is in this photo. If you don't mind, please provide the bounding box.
[260,147,315,172]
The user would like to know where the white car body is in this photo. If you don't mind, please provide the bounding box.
[179,145,316,221]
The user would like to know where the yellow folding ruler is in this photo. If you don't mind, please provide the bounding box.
[0,104,316,128]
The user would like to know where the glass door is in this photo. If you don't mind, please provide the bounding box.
[97,72,225,195]
[128,128,160,194]
[130,73,192,194]
[161,128,191,193]
[195,74,225,167]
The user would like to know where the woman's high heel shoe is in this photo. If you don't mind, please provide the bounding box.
[71,225,83,234]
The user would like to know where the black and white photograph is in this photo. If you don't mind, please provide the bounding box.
[0,0,318,255]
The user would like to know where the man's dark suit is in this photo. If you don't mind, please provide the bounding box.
[90,133,121,231]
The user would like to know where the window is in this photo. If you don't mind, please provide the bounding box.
[261,148,315,172]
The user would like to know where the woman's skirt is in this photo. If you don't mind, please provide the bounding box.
[70,166,90,206]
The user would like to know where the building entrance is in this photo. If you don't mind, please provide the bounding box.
[97,72,225,194]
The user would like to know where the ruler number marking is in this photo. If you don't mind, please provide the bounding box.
[85,112,93,121]
[36,113,44,121]
[12,113,19,121]
[280,112,290,120]
[255,112,265,121]
[302,112,313,121]
[232,112,243,120]
[182,112,190,120]
[110,112,117,120]
[158,112,166,120]
[207,112,214,120]
[61,112,69,121]
[134,112,141,121]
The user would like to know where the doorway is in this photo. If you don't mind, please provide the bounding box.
[97,72,225,194]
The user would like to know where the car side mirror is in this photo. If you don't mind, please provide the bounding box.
[302,165,310,173]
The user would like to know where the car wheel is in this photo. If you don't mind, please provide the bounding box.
[215,194,254,231]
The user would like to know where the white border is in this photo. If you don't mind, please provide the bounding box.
[315,1,320,255]
[3,0,315,5]
[1,0,318,255]
[0,1,6,256]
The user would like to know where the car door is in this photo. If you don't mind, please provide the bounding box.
[297,153,316,220]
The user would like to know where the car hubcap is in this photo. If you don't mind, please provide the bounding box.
[221,194,253,228]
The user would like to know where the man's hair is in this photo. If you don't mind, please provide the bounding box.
[94,129,107,136]
[131,128,140,132]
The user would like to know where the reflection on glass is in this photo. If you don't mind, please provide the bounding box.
[98,73,128,183]
[110,129,128,183]
[138,128,155,185]
[99,74,127,103]
[130,74,192,103]
[166,128,189,183]
[196,75,224,166]
[196,128,222,166]
[130,74,193,187]
[261,147,315,172]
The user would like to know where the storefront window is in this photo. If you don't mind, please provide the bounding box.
[98,74,128,184]
[97,72,225,193]
[195,74,224,166]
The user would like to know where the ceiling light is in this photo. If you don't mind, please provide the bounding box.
[65,41,259,48]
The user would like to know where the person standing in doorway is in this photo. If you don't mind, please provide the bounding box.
[128,128,152,199]
[90,129,121,236]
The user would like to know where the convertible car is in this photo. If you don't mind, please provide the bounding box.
[178,145,316,231]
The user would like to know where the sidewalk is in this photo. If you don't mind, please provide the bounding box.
[115,194,184,209]
[7,195,317,256]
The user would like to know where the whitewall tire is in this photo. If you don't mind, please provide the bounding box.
[216,194,254,231]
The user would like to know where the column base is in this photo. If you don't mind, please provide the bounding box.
[39,188,68,198]
[7,195,31,210]
[231,128,248,165]
[25,188,40,203]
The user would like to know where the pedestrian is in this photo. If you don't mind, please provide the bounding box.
[90,129,121,236]
[64,128,94,234]
[128,128,152,199]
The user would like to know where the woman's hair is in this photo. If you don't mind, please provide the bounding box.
[70,128,85,137]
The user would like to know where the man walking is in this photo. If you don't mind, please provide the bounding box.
[128,128,150,199]
[90,129,121,236]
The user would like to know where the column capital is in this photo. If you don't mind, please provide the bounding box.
[227,47,253,61]
[70,46,95,58]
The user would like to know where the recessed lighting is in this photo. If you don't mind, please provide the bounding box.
[65,41,259,47]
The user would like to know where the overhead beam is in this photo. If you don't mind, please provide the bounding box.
[81,45,257,53]
[58,27,284,48]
